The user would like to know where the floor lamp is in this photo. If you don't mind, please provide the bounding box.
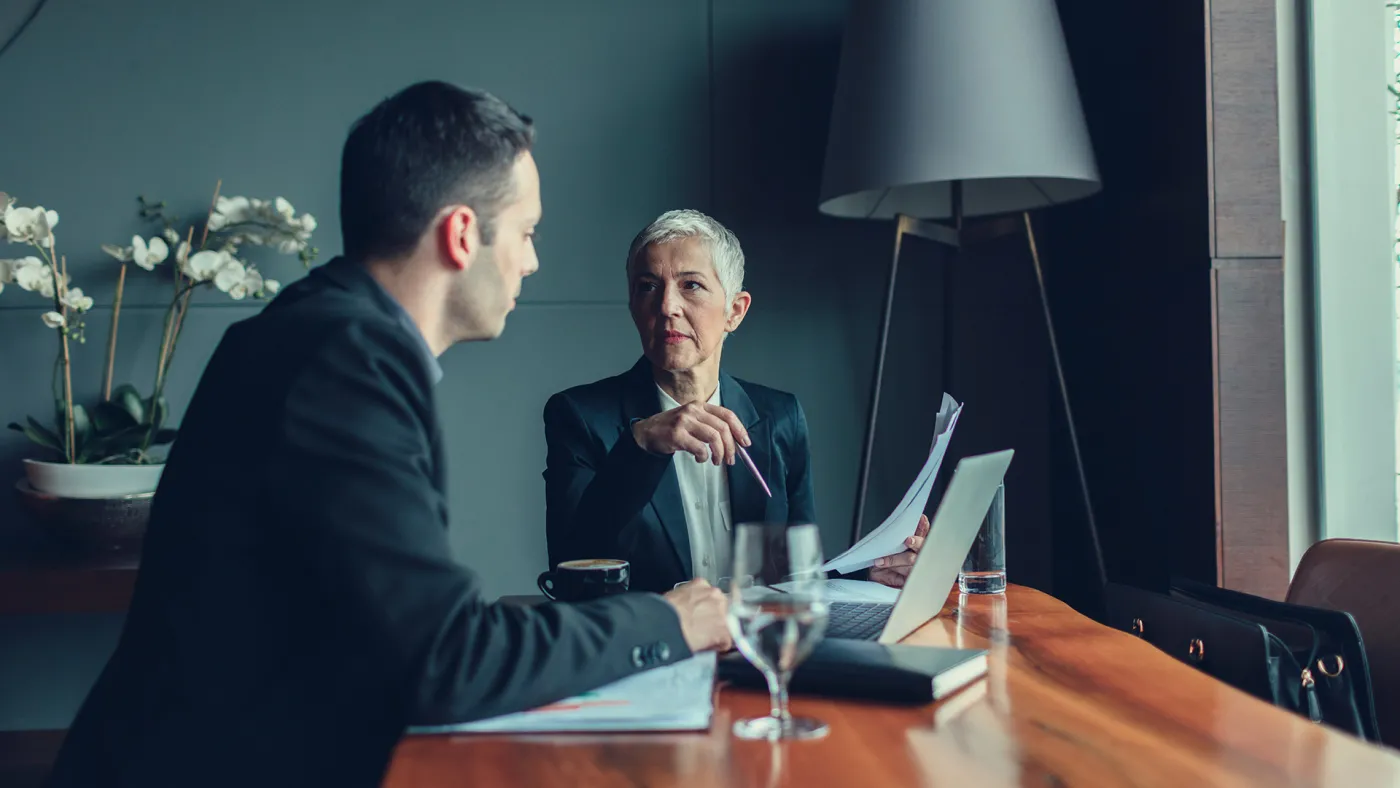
[819,0,1108,588]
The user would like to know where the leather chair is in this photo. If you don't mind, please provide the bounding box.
[1288,538,1400,750]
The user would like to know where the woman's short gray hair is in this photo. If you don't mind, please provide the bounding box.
[626,209,745,302]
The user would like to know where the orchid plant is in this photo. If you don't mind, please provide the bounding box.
[1,182,317,466]
[0,194,93,464]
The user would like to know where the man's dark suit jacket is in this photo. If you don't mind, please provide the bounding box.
[48,258,688,788]
[543,357,817,594]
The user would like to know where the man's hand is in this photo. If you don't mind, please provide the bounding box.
[663,578,733,653]
[633,402,751,466]
[868,514,930,589]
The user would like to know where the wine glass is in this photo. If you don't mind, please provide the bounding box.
[726,522,830,740]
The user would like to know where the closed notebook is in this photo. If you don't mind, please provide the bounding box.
[717,640,987,704]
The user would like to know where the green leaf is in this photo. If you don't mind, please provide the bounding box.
[80,425,149,463]
[112,384,145,424]
[151,396,170,430]
[20,417,63,453]
[114,426,149,451]
[92,401,138,433]
[77,439,104,463]
[69,404,93,457]
[71,404,91,440]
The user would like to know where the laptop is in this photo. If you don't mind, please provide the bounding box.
[820,449,1014,643]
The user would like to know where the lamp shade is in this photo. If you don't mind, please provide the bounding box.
[819,0,1101,220]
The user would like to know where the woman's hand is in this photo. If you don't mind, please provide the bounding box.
[868,514,930,588]
[633,402,751,466]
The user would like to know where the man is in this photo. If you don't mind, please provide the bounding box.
[543,209,929,593]
[48,82,730,788]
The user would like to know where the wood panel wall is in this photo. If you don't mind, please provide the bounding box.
[1206,0,1290,598]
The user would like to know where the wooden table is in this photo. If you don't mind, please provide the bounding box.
[384,585,1400,787]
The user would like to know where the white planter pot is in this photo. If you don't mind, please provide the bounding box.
[23,459,165,499]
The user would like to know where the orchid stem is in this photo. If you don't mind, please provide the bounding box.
[104,264,127,401]
[58,251,75,463]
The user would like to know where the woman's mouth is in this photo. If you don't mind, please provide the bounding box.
[663,330,689,345]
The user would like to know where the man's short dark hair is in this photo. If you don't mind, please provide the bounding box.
[339,81,535,261]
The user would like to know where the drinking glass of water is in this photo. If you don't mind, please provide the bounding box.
[959,482,1007,594]
[727,522,829,741]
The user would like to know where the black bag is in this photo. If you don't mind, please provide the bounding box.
[1104,578,1381,742]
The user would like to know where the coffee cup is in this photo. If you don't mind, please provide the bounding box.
[537,559,630,601]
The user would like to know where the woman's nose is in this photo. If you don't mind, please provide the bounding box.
[659,286,683,316]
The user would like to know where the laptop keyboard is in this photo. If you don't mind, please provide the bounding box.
[825,601,893,641]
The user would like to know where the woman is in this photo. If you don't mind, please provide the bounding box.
[543,210,923,593]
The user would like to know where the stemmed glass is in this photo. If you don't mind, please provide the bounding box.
[726,522,829,740]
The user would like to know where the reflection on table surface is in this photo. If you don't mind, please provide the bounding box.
[386,586,1400,788]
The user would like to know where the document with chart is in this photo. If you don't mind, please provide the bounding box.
[406,653,717,734]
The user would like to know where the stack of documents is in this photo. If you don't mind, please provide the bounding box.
[822,393,962,575]
[407,653,717,734]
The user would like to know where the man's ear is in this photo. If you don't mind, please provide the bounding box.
[725,291,752,333]
[439,206,480,272]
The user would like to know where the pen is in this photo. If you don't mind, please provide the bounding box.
[736,445,772,497]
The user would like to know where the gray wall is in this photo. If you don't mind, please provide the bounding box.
[0,0,918,729]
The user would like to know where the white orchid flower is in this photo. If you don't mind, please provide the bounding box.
[101,243,134,262]
[9,256,43,278]
[61,286,93,312]
[274,197,295,221]
[185,249,226,281]
[31,208,57,248]
[4,205,38,243]
[228,268,264,300]
[263,278,280,295]
[14,258,54,297]
[214,195,251,219]
[209,195,251,232]
[162,227,180,244]
[300,213,317,233]
[36,209,58,247]
[277,237,301,254]
[214,259,246,293]
[4,204,59,246]
[41,311,65,329]
[175,240,190,266]
[132,235,169,271]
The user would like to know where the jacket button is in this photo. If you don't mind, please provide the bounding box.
[657,643,671,662]
[631,646,645,668]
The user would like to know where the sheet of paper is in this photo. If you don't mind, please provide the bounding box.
[893,393,959,517]
[822,394,962,575]
[772,578,902,604]
[407,653,716,734]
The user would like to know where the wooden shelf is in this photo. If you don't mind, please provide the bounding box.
[0,522,138,615]
[0,730,64,788]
